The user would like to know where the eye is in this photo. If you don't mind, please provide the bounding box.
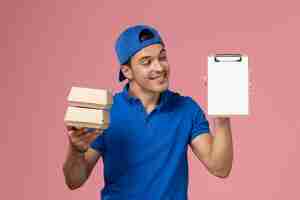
[140,59,151,65]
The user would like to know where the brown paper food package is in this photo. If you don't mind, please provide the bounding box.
[64,106,110,129]
[67,87,113,109]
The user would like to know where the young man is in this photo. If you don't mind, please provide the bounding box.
[63,25,233,200]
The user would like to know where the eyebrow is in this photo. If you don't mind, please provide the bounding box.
[138,49,166,62]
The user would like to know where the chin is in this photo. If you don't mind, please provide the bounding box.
[152,82,169,93]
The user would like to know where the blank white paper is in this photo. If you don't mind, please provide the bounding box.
[207,54,249,116]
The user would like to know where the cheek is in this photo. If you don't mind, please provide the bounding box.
[162,62,170,71]
[133,69,150,82]
[165,64,170,72]
[162,65,170,77]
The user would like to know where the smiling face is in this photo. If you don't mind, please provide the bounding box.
[121,43,170,94]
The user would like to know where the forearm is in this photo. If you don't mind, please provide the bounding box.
[63,144,88,189]
[210,117,233,177]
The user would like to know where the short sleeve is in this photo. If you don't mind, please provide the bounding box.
[90,131,106,155]
[188,97,211,144]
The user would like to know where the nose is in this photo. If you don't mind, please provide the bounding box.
[153,59,164,72]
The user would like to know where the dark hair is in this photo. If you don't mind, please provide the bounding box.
[121,60,131,82]
[123,59,131,67]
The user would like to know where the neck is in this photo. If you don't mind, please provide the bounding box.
[128,82,161,109]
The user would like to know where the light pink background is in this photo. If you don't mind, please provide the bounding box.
[1,0,299,200]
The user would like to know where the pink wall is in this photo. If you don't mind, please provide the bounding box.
[1,0,299,199]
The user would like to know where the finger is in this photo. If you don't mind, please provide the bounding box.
[202,76,207,87]
[249,83,254,94]
[84,128,97,133]
[93,128,104,134]
[249,81,253,88]
[67,127,77,136]
[70,141,89,152]
[79,132,97,140]
[69,128,88,137]
[79,129,102,139]
[83,128,104,134]
[78,132,99,144]
[66,125,77,131]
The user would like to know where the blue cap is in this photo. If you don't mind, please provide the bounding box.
[115,25,164,82]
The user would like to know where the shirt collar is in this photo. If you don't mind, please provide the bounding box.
[121,83,171,110]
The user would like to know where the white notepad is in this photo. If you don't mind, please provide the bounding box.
[207,54,249,116]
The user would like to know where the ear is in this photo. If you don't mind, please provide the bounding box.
[121,65,133,80]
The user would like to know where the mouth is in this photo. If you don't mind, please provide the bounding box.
[149,73,168,81]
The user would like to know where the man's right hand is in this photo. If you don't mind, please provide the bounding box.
[66,126,103,153]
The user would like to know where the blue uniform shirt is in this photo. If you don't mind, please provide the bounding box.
[90,83,210,200]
